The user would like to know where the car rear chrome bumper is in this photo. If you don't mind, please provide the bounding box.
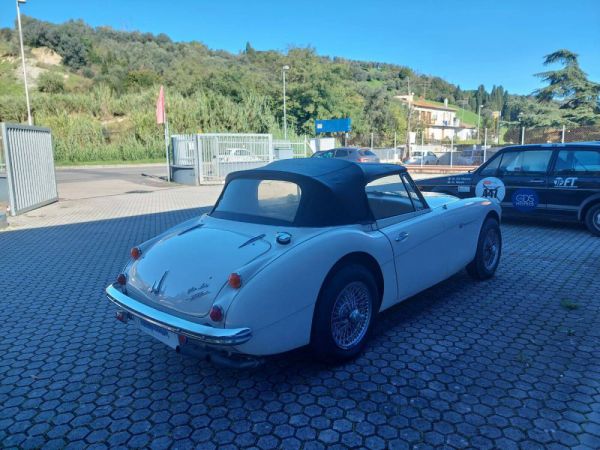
[105,284,252,346]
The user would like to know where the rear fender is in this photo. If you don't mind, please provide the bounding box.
[226,227,396,355]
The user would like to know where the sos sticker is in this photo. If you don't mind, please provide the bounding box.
[475,177,506,203]
[512,188,539,212]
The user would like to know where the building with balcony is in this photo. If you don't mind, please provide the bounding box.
[395,94,476,142]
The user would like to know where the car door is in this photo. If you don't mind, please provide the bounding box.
[548,148,600,219]
[472,148,553,216]
[366,174,449,301]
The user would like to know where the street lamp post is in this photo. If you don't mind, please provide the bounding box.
[282,65,289,140]
[16,0,33,126]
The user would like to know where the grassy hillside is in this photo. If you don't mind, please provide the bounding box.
[0,16,533,163]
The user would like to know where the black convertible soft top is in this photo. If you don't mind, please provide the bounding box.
[215,158,407,226]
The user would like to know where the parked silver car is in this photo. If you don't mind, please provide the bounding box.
[312,147,380,163]
[404,151,438,165]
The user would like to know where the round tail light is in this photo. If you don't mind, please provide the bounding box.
[228,273,242,289]
[130,247,142,260]
[209,305,224,322]
[116,273,127,285]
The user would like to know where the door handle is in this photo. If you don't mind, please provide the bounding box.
[530,179,545,183]
[395,231,409,242]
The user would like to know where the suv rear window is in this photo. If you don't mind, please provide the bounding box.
[359,150,376,156]
[213,179,301,224]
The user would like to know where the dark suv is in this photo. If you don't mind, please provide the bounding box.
[312,147,380,163]
[416,143,600,235]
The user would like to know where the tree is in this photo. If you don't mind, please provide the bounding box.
[535,49,600,125]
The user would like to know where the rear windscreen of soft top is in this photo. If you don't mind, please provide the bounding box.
[212,178,302,224]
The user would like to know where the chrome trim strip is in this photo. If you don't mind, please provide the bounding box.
[106,284,252,346]
[546,204,579,211]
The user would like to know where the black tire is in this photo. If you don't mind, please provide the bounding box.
[311,264,379,363]
[466,217,502,280]
[584,203,600,237]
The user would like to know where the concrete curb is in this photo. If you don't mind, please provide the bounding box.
[56,163,166,170]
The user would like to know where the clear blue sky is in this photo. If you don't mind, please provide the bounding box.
[1,0,599,95]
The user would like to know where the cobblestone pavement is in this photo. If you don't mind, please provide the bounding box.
[1,187,599,450]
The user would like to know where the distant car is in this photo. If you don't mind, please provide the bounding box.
[460,148,499,165]
[107,158,501,368]
[218,148,261,163]
[404,151,438,165]
[416,142,600,235]
[312,147,380,163]
[436,151,470,166]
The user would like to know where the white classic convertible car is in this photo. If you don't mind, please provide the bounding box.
[107,159,502,368]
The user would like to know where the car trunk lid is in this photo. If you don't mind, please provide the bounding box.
[127,227,270,317]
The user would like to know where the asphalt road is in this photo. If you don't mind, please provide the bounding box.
[56,165,168,184]
[55,165,172,200]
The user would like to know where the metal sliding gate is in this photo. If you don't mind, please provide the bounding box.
[0,123,58,216]
[171,133,273,185]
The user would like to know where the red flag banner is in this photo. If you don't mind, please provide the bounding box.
[156,85,165,124]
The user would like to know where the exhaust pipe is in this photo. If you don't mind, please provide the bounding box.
[177,344,263,369]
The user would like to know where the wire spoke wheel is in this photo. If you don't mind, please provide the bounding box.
[483,228,500,271]
[330,281,372,350]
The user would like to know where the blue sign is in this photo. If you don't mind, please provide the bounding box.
[512,188,539,212]
[315,118,351,134]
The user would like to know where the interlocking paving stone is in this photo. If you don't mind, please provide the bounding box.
[1,187,599,448]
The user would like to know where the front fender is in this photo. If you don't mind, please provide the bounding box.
[226,226,396,356]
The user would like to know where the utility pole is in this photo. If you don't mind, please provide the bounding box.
[477,104,484,146]
[282,65,289,140]
[406,77,413,159]
[496,113,501,145]
[16,0,32,125]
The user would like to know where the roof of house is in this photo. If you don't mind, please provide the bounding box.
[410,99,457,111]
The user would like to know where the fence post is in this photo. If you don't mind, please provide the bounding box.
[484,128,487,149]
[194,134,202,185]
[370,132,374,150]
[304,135,308,156]
[268,134,274,162]
[521,127,525,145]
[450,146,453,167]
[561,125,566,143]
[419,131,424,167]
[394,132,397,149]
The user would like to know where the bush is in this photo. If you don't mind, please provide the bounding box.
[37,72,65,93]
